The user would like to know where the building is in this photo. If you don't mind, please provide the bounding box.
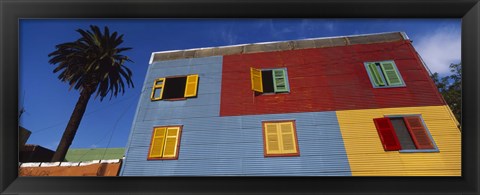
[120,32,461,176]
[19,159,122,176]
[19,148,124,176]
[19,126,31,150]
[19,144,55,163]
[19,146,124,176]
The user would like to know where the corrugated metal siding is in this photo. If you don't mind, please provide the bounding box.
[123,40,459,176]
[121,56,351,176]
[123,111,351,176]
[336,105,461,176]
[19,162,121,176]
[220,40,445,116]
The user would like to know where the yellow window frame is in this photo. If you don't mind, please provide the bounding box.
[148,125,182,160]
[262,120,299,157]
[150,78,165,101]
[150,74,200,101]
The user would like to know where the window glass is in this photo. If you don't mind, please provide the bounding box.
[162,77,187,99]
[390,118,416,150]
[261,70,275,93]
[373,115,437,152]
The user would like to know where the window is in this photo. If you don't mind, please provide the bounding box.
[148,126,182,160]
[150,74,199,101]
[373,115,438,152]
[251,68,290,94]
[364,60,405,88]
[262,120,299,157]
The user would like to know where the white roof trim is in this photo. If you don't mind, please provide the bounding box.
[149,31,407,64]
[39,162,61,167]
[60,162,81,166]
[100,159,121,163]
[20,163,41,167]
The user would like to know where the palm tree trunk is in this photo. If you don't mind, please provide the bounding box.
[51,88,93,162]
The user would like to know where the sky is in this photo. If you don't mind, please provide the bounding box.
[19,19,461,151]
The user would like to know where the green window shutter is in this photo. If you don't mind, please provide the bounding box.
[380,62,403,86]
[367,63,385,86]
[272,69,289,92]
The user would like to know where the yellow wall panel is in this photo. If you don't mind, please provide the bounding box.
[336,105,461,176]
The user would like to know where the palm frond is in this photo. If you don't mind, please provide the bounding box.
[48,25,134,100]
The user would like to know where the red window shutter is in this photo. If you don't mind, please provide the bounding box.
[373,118,402,151]
[403,116,435,149]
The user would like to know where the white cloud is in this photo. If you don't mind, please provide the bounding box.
[267,19,283,39]
[220,29,237,45]
[413,26,461,74]
[324,22,335,32]
[268,19,336,40]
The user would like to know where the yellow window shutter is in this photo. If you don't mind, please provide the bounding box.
[150,78,165,101]
[250,67,263,92]
[279,122,297,153]
[264,123,281,154]
[184,74,199,98]
[149,127,167,158]
[162,127,181,158]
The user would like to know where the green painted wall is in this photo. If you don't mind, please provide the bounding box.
[65,148,124,162]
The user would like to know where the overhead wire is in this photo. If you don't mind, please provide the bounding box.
[100,95,138,160]
[75,95,138,161]
[31,91,141,134]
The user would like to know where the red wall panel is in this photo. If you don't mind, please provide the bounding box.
[220,40,445,117]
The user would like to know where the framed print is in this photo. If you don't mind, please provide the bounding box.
[1,0,479,194]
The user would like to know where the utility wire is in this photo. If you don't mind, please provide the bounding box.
[75,96,137,161]
[32,91,141,134]
[100,96,137,160]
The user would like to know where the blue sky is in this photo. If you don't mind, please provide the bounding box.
[19,19,461,151]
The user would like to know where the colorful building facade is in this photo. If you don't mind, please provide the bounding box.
[120,32,460,176]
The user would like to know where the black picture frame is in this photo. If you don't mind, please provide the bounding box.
[1,0,478,194]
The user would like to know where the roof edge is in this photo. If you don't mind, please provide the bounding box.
[150,31,408,64]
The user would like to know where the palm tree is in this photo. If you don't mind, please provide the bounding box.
[48,25,134,162]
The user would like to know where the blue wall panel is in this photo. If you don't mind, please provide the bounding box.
[121,56,351,176]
